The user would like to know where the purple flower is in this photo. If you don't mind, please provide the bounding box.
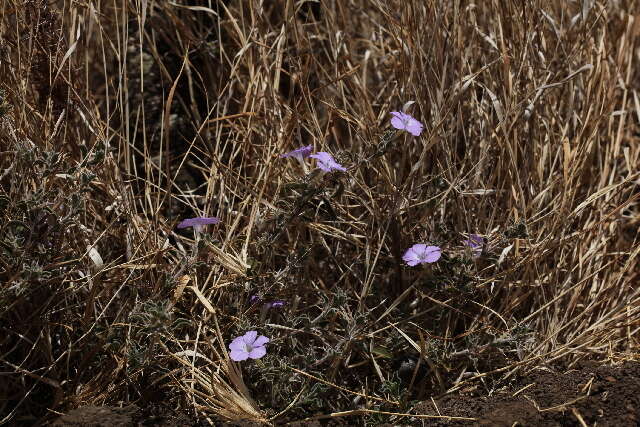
[390,111,424,136]
[229,331,270,361]
[177,216,221,229]
[402,244,442,266]
[268,300,286,309]
[309,152,346,172]
[462,234,484,257]
[280,145,312,159]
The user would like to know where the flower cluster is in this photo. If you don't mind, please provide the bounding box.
[391,111,440,266]
[179,107,485,362]
[386,110,486,267]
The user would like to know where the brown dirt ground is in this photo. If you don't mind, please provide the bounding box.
[50,403,203,426]
[50,362,640,426]
[419,361,640,427]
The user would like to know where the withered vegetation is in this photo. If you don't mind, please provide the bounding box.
[0,0,638,424]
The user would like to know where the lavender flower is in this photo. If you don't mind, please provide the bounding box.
[390,111,424,136]
[229,331,270,361]
[268,300,286,309]
[309,152,346,172]
[463,234,484,257]
[402,244,442,266]
[177,216,220,229]
[280,145,312,159]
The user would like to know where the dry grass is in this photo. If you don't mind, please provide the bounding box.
[1,0,639,424]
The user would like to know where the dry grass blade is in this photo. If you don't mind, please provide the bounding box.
[1,0,638,424]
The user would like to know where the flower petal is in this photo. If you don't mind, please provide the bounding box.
[405,119,424,136]
[248,346,267,359]
[470,234,484,246]
[280,145,312,159]
[309,151,330,163]
[402,244,426,264]
[229,338,247,352]
[177,217,220,229]
[310,152,346,172]
[253,335,270,347]
[242,330,258,344]
[422,246,442,263]
[390,112,407,130]
[230,350,249,361]
[411,244,427,253]
[463,235,484,257]
[402,249,419,264]
[403,244,441,265]
[390,111,423,136]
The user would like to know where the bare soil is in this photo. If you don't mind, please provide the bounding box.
[50,361,639,426]
[50,403,203,426]
[420,361,640,426]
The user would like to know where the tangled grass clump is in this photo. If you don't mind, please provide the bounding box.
[1,0,639,424]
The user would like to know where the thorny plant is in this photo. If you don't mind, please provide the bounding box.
[1,0,639,425]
